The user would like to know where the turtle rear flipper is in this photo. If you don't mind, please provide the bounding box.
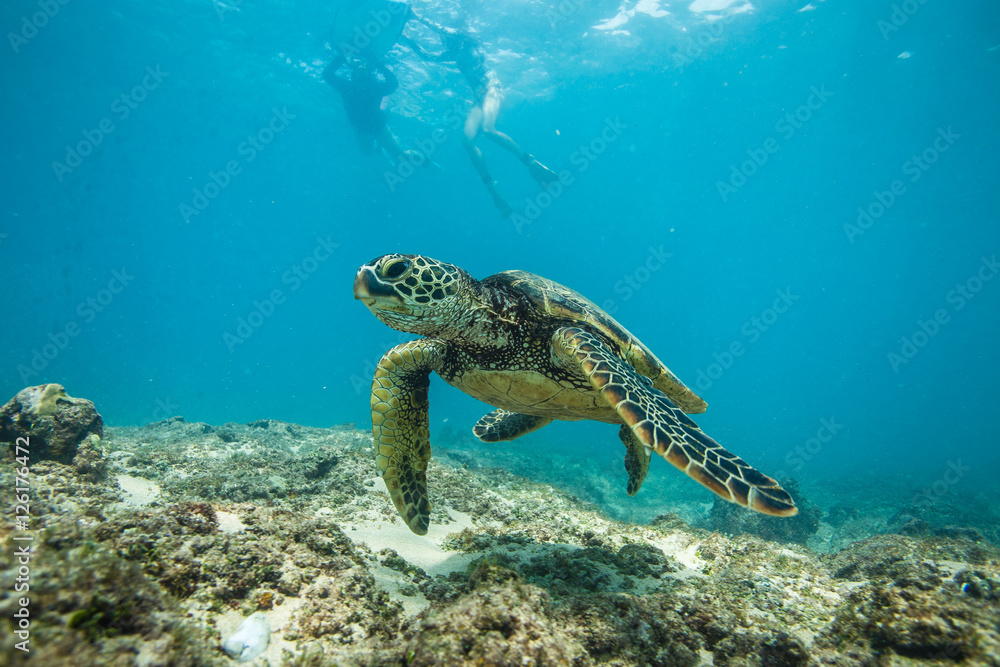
[553,327,797,517]
[473,409,552,442]
[619,425,651,496]
[370,340,444,535]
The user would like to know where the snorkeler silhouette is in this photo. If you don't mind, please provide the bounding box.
[404,14,558,218]
[323,58,422,166]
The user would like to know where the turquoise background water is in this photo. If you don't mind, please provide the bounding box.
[2,0,998,494]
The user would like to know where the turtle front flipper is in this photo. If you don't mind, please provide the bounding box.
[619,425,651,496]
[370,340,444,535]
[473,409,553,442]
[552,327,797,517]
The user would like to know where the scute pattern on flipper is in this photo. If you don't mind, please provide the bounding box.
[473,409,553,442]
[370,339,442,535]
[552,327,797,517]
[619,425,651,496]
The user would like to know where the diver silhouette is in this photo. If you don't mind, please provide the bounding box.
[323,57,422,166]
[404,14,558,218]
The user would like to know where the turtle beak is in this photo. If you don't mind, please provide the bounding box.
[353,267,399,307]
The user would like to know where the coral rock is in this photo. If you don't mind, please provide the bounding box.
[400,580,583,666]
[704,477,821,545]
[0,384,103,463]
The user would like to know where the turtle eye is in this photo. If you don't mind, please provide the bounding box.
[382,258,410,280]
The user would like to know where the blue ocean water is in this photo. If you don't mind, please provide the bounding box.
[2,0,998,502]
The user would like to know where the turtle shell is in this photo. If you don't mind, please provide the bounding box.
[490,270,708,414]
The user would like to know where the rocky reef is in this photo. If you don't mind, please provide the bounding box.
[700,477,823,546]
[1,407,998,666]
[1,383,103,464]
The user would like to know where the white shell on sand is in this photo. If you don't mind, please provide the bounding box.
[221,612,270,662]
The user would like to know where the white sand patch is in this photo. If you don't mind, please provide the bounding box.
[344,512,477,577]
[343,513,478,617]
[369,561,433,616]
[116,475,160,507]
[836,581,867,596]
[342,478,477,578]
[647,532,705,569]
[216,510,247,534]
[814,586,842,605]
[934,559,971,577]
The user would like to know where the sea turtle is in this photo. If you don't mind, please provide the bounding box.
[354,254,797,535]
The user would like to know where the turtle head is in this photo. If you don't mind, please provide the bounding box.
[354,254,472,336]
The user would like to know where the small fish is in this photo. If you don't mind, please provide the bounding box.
[897,51,912,59]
